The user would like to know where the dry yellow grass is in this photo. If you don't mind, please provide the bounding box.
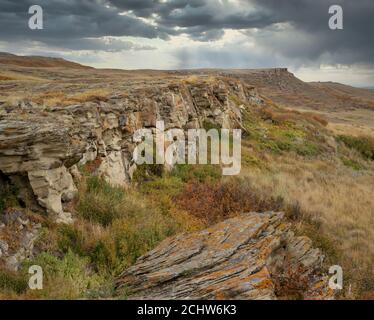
[182,75,201,84]
[329,122,374,138]
[0,71,45,81]
[32,89,111,107]
[70,89,111,103]
[181,75,219,85]
[241,154,374,297]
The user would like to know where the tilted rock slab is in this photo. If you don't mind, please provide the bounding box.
[116,212,332,300]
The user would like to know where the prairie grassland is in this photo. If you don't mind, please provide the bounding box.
[329,122,374,138]
[0,71,45,81]
[1,95,373,299]
[1,142,373,299]
[240,155,374,297]
[30,89,111,107]
[1,88,111,109]
[290,107,374,134]
[237,102,374,297]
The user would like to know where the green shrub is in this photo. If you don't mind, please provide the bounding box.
[202,120,222,132]
[112,216,177,267]
[132,164,164,183]
[140,176,184,198]
[89,240,117,272]
[338,135,374,160]
[67,176,187,275]
[57,224,86,256]
[171,164,221,182]
[341,157,364,171]
[294,141,320,157]
[0,271,28,295]
[57,222,117,273]
[242,109,321,157]
[77,176,125,226]
[242,152,262,168]
[0,183,19,213]
[22,250,104,299]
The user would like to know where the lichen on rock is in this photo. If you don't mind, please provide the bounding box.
[116,212,333,300]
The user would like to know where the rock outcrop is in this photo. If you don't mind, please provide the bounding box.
[0,78,260,222]
[116,212,332,300]
[0,68,338,299]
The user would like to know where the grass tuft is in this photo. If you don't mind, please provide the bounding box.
[338,135,374,161]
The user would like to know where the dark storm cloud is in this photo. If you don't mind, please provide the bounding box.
[0,0,168,50]
[107,0,206,18]
[0,0,273,45]
[157,0,373,66]
[248,0,374,65]
[105,0,374,64]
[106,0,274,40]
[0,0,373,67]
[46,37,156,52]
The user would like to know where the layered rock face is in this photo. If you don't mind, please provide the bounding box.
[116,212,332,300]
[0,78,260,222]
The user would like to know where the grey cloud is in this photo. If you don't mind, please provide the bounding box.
[247,0,374,66]
[174,41,285,69]
[0,0,166,49]
[106,0,274,39]
[47,38,156,52]
[165,0,374,67]
[0,0,373,72]
[188,29,225,42]
[107,0,206,18]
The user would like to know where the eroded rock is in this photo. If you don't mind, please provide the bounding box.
[0,209,42,271]
[0,78,262,222]
[116,212,333,300]
[28,166,76,223]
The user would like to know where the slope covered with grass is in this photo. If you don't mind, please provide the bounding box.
[1,97,373,299]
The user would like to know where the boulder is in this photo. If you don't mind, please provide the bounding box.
[116,212,333,300]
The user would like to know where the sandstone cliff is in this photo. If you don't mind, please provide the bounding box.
[0,78,259,223]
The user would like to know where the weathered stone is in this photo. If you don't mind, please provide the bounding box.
[1,210,23,225]
[98,151,129,187]
[28,166,77,223]
[69,164,82,181]
[0,212,42,271]
[0,240,9,257]
[116,212,332,300]
[0,78,261,222]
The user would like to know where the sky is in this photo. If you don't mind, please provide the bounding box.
[0,0,373,86]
